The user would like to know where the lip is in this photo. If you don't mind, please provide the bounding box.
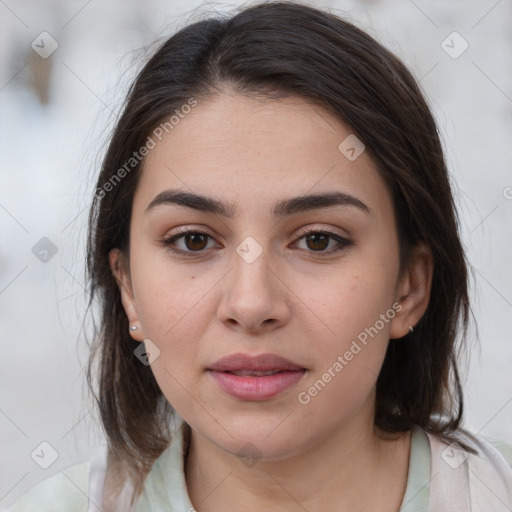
[207,353,307,401]
[208,352,304,372]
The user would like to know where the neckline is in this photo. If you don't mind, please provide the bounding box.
[137,422,431,511]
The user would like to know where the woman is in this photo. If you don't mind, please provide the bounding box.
[5,1,512,511]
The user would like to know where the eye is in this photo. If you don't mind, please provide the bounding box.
[292,228,353,256]
[160,228,217,257]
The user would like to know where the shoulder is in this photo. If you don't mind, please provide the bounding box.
[424,427,512,511]
[426,427,512,472]
[2,443,108,512]
[483,435,512,468]
[2,462,92,512]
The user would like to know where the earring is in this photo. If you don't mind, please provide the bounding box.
[409,326,414,334]
[130,324,139,332]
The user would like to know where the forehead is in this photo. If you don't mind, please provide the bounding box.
[133,93,393,221]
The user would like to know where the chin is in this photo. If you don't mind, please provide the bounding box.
[205,421,306,462]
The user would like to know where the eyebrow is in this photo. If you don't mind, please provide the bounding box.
[145,189,371,218]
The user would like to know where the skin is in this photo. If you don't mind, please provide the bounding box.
[110,91,433,511]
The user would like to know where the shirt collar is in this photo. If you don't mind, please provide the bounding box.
[135,420,431,511]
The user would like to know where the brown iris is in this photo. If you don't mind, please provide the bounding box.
[185,232,209,251]
[305,233,329,251]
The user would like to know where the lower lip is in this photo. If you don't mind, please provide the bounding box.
[208,370,306,401]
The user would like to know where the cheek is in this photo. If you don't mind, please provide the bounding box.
[130,242,209,339]
[296,289,393,422]
[131,257,211,413]
[295,266,397,403]
[127,248,216,403]
[296,264,397,347]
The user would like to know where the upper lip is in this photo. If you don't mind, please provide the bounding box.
[208,353,305,372]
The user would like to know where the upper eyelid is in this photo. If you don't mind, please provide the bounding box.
[164,225,350,242]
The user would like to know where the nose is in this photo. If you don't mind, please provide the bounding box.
[217,242,291,335]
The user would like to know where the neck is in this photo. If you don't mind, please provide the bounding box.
[184,412,411,511]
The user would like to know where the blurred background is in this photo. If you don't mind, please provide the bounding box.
[1,0,511,506]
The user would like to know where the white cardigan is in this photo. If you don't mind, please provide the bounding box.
[4,422,512,511]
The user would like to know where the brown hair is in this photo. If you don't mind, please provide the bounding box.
[85,0,474,506]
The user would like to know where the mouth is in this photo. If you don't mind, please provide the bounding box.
[207,353,307,401]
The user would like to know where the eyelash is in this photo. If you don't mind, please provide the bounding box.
[159,227,353,258]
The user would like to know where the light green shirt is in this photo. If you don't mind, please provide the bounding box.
[4,422,512,511]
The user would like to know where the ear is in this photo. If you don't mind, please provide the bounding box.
[109,248,145,342]
[389,242,434,339]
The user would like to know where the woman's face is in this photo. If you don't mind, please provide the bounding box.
[112,92,419,459]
